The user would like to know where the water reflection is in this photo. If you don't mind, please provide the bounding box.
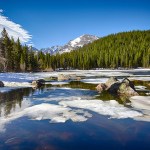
[0,88,34,117]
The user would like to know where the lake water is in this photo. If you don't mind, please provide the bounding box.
[0,69,150,150]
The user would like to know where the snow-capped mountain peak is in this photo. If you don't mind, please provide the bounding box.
[40,34,99,55]
[69,34,98,47]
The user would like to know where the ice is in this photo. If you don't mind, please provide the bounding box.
[3,81,32,87]
[59,100,142,119]
[50,81,69,85]
[129,77,150,81]
[130,96,150,110]
[0,103,91,132]
[135,86,147,91]
[81,78,108,84]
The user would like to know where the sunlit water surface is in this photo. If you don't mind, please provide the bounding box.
[0,69,150,150]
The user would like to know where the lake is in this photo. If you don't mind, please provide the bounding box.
[0,69,150,150]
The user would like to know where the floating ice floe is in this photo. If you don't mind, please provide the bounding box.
[130,96,150,121]
[1,95,150,133]
[135,86,148,91]
[130,96,150,110]
[129,77,150,81]
[3,81,32,87]
[0,102,91,132]
[59,100,143,119]
[49,81,69,85]
[81,78,108,84]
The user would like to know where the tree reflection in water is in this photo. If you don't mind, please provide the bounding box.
[0,88,34,117]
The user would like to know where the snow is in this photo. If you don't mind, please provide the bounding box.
[130,96,150,110]
[3,81,32,87]
[81,78,108,84]
[130,96,150,122]
[59,100,142,119]
[1,87,150,132]
[0,102,91,132]
[70,37,81,47]
[135,86,148,91]
[129,77,150,81]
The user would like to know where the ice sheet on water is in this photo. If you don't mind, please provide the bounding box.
[3,81,32,87]
[81,78,108,84]
[129,77,150,81]
[59,100,142,119]
[49,81,69,85]
[0,102,92,132]
[130,96,150,111]
[1,94,150,133]
[130,96,150,122]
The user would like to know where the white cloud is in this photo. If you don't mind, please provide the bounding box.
[0,11,32,43]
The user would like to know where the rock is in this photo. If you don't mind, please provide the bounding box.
[96,77,139,96]
[31,79,45,87]
[69,74,81,81]
[105,77,119,88]
[117,79,139,96]
[0,81,4,87]
[96,83,107,92]
[76,77,81,81]
[58,74,70,81]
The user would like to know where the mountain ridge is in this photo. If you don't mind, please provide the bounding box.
[40,34,99,55]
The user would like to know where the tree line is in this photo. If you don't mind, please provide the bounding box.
[0,28,51,72]
[51,30,150,69]
[0,29,150,72]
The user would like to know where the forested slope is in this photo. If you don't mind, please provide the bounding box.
[50,30,150,69]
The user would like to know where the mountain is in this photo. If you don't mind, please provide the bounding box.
[41,45,62,54]
[58,34,99,54]
[40,34,99,55]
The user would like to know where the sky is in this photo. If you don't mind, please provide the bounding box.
[0,0,150,49]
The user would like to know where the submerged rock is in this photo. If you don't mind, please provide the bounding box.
[0,81,4,87]
[31,79,45,87]
[96,77,139,96]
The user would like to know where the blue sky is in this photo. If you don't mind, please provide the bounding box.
[0,0,150,49]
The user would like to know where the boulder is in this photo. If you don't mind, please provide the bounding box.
[96,77,139,96]
[69,74,81,81]
[31,79,45,87]
[117,79,139,96]
[96,83,107,92]
[0,81,4,87]
[58,74,70,81]
[105,77,119,88]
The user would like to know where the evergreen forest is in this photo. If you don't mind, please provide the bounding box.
[0,29,150,72]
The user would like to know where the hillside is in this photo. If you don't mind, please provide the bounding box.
[50,30,150,69]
